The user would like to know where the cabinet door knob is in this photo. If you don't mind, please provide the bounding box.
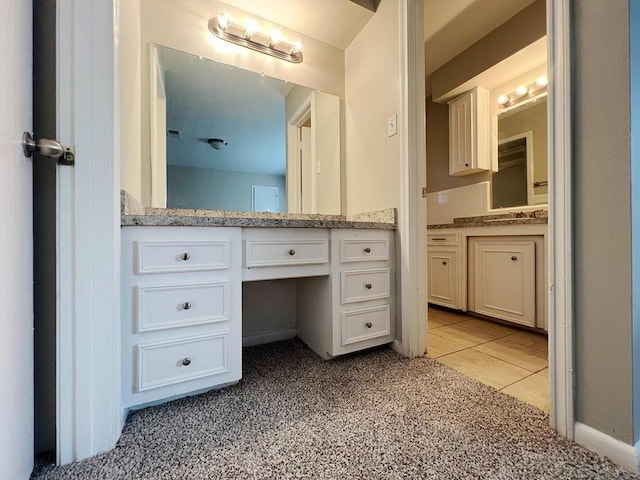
[365,283,373,290]
[182,302,192,310]
[511,256,518,261]
[181,357,191,366]
[289,249,296,256]
[465,163,470,167]
[364,247,371,253]
[365,322,373,328]
[442,261,447,265]
[180,252,190,261]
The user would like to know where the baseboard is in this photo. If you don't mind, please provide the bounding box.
[574,422,639,473]
[242,329,297,347]
[391,339,404,355]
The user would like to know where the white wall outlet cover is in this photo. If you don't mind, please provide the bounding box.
[388,114,398,137]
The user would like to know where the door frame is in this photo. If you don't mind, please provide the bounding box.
[286,96,312,213]
[56,0,121,463]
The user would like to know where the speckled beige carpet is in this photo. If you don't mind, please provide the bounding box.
[32,340,638,479]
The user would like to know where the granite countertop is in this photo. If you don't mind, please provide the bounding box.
[428,209,548,229]
[120,191,396,230]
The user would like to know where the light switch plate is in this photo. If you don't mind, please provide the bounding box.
[387,114,397,137]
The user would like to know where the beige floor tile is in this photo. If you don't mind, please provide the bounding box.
[455,318,518,338]
[501,369,550,412]
[427,308,467,324]
[437,349,531,389]
[426,333,469,358]
[505,331,548,354]
[433,322,509,347]
[428,316,458,329]
[474,338,548,372]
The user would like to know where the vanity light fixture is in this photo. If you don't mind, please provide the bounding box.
[497,75,548,109]
[209,13,303,64]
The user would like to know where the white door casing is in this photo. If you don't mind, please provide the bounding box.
[0,1,34,478]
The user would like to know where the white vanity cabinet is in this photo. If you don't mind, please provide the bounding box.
[468,238,536,327]
[448,86,491,176]
[426,232,461,309]
[121,226,242,409]
[297,229,395,359]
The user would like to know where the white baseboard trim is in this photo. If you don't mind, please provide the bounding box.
[391,339,405,356]
[574,422,639,473]
[242,329,297,347]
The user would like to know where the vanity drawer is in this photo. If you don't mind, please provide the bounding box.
[340,238,390,263]
[341,268,390,304]
[135,240,230,274]
[427,232,458,246]
[341,304,391,346]
[244,238,328,268]
[136,333,229,392]
[134,282,229,333]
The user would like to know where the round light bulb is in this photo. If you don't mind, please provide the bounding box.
[497,95,509,106]
[536,75,548,87]
[292,41,303,53]
[515,85,528,96]
[244,19,257,38]
[270,29,282,45]
[218,13,230,30]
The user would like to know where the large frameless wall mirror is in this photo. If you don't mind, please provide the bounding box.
[492,94,548,209]
[152,45,341,214]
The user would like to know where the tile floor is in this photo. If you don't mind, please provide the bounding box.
[427,306,549,412]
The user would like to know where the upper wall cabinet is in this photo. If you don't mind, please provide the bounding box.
[448,87,491,176]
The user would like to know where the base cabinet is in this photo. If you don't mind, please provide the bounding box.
[427,249,459,309]
[468,238,537,327]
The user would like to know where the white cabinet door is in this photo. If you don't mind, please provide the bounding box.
[448,87,490,176]
[473,240,536,327]
[427,249,459,309]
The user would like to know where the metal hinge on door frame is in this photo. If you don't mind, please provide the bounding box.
[422,187,427,198]
[21,131,75,165]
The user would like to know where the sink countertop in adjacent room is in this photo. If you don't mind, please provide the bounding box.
[428,210,548,229]
[120,191,397,230]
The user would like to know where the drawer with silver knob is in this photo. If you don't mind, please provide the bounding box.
[339,238,390,263]
[243,238,328,268]
[340,268,390,304]
[134,281,230,333]
[135,332,229,392]
[341,304,391,346]
[134,240,231,274]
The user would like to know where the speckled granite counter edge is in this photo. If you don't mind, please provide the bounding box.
[121,190,396,229]
[427,209,548,229]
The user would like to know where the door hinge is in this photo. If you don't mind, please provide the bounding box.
[22,132,75,166]
[422,187,427,198]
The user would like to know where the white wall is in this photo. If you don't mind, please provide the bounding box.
[127,0,345,206]
[242,280,297,346]
[118,0,142,202]
[168,165,286,212]
[345,0,402,214]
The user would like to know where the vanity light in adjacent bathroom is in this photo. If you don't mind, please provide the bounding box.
[208,13,304,63]
[497,75,548,109]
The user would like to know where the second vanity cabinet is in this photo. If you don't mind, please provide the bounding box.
[426,225,547,330]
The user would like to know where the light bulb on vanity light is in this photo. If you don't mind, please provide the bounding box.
[536,75,548,87]
[515,85,529,96]
[217,12,230,30]
[244,19,257,39]
[292,41,303,53]
[497,95,509,106]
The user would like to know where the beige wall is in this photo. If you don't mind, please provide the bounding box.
[573,0,633,443]
[425,96,490,193]
[120,0,346,206]
[345,0,401,214]
[430,0,546,101]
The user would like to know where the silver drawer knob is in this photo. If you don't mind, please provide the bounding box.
[180,252,191,261]
[182,302,192,310]
[289,249,296,256]
[365,283,372,290]
[365,322,373,328]
[364,247,371,253]
[182,357,191,366]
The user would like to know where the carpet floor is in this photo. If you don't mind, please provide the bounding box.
[32,339,638,479]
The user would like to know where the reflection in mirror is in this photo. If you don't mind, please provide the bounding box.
[492,95,547,209]
[155,45,341,214]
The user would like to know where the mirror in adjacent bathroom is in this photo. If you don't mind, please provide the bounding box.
[492,95,548,209]
[154,45,341,214]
